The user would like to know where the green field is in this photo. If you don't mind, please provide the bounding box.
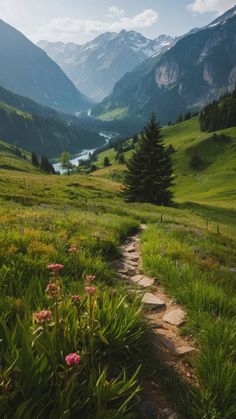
[93,117,236,208]
[0,116,236,418]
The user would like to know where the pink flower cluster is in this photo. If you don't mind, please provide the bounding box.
[46,283,61,300]
[69,245,78,254]
[65,352,81,366]
[86,275,96,285]
[71,295,81,304]
[34,310,52,324]
[47,264,64,274]
[85,286,96,295]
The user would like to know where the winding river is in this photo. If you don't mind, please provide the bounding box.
[53,132,112,174]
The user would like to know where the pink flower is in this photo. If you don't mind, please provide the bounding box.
[69,245,78,254]
[85,286,96,295]
[34,310,52,324]
[65,352,81,366]
[47,264,64,274]
[85,275,96,285]
[71,295,81,304]
[46,283,61,300]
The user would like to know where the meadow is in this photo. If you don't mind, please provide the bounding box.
[0,115,236,418]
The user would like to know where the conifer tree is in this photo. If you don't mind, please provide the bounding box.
[31,151,39,167]
[123,115,174,206]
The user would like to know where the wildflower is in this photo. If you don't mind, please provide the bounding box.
[85,286,97,295]
[34,310,52,324]
[94,232,100,241]
[71,295,81,304]
[85,275,96,285]
[46,283,61,300]
[65,352,81,366]
[47,263,64,274]
[69,245,78,254]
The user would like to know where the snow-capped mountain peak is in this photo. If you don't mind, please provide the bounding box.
[38,30,175,101]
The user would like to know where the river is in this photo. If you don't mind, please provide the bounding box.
[53,132,112,174]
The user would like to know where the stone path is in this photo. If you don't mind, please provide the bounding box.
[116,226,196,419]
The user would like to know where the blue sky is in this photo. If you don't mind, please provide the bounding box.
[0,0,235,43]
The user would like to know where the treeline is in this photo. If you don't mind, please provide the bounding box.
[200,89,236,132]
[31,152,55,174]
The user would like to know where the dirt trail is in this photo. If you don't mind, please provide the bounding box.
[116,225,197,418]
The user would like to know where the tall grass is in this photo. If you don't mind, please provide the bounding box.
[141,223,236,418]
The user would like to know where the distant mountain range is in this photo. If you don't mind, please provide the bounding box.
[0,19,91,114]
[38,31,174,102]
[92,6,236,124]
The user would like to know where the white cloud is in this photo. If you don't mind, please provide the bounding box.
[106,6,124,19]
[187,0,236,14]
[35,9,158,43]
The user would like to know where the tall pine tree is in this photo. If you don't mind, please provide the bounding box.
[123,115,174,206]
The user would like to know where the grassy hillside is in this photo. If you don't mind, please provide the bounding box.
[0,139,40,173]
[0,87,103,157]
[92,117,236,208]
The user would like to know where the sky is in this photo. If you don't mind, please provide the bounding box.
[0,0,235,44]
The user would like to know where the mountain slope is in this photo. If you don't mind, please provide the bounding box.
[0,88,103,157]
[0,19,90,114]
[0,139,39,173]
[38,31,174,101]
[93,6,236,124]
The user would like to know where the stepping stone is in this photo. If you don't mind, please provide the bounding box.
[122,264,137,275]
[118,268,131,275]
[138,277,155,287]
[174,346,195,356]
[125,244,137,253]
[124,259,139,267]
[130,274,143,283]
[122,252,139,262]
[163,309,185,326]
[142,293,165,309]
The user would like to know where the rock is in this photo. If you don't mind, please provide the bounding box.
[142,293,166,309]
[122,252,139,262]
[125,259,139,267]
[117,268,130,275]
[138,400,158,419]
[130,274,143,283]
[163,309,185,326]
[175,346,195,356]
[159,408,178,419]
[138,277,155,287]
[125,244,137,253]
[121,263,137,275]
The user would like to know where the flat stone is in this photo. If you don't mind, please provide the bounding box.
[125,244,137,253]
[122,264,137,275]
[175,346,195,356]
[130,274,143,283]
[163,309,185,326]
[124,259,139,267]
[123,253,139,262]
[142,293,166,308]
[138,277,154,287]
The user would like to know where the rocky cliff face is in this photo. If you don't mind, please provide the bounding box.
[93,6,236,124]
